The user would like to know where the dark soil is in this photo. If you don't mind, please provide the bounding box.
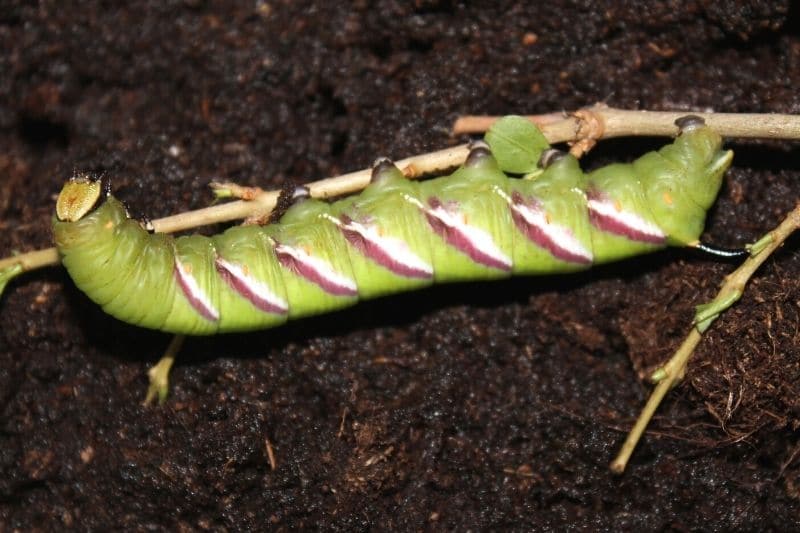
[2,1,800,530]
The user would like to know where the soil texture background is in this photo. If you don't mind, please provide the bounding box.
[2,1,800,530]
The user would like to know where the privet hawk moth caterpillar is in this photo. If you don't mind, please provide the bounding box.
[52,116,732,335]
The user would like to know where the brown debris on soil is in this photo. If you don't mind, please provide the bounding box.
[691,270,800,437]
[2,1,800,530]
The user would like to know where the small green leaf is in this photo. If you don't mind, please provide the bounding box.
[485,115,550,174]
[693,289,742,333]
[747,233,773,256]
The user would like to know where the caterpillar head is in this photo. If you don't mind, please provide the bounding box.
[56,174,103,222]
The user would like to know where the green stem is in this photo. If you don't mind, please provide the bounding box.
[143,334,186,406]
[611,203,800,474]
[0,264,24,296]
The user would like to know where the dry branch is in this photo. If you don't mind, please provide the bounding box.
[4,105,800,283]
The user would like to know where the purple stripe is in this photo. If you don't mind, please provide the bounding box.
[339,214,432,279]
[587,191,666,245]
[173,264,219,322]
[214,258,288,315]
[510,192,592,265]
[274,244,358,297]
[424,197,512,272]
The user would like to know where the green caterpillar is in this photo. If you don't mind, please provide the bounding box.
[53,116,732,335]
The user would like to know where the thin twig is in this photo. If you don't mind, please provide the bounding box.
[610,203,800,474]
[453,104,800,139]
[0,247,60,273]
[265,437,277,471]
[143,334,185,406]
[4,106,800,278]
[0,128,530,273]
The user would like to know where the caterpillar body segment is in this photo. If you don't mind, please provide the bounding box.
[210,226,289,328]
[327,162,435,298]
[417,147,515,281]
[53,119,732,335]
[585,162,667,263]
[505,154,595,273]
